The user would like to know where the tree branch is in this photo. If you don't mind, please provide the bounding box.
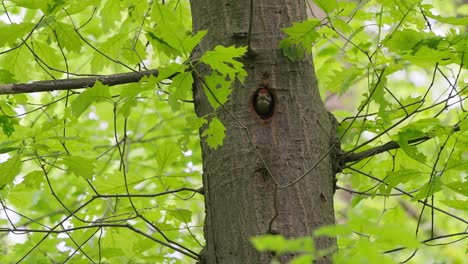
[340,136,430,165]
[0,70,159,95]
[339,124,460,166]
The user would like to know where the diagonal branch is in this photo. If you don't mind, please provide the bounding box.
[340,136,430,165]
[339,124,461,166]
[0,70,159,95]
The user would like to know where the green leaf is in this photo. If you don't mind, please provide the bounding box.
[33,116,61,136]
[460,117,468,132]
[62,0,100,16]
[0,69,16,84]
[403,46,451,66]
[100,0,121,30]
[251,234,314,255]
[423,8,468,25]
[90,33,128,73]
[412,177,443,201]
[382,29,428,52]
[71,81,111,118]
[440,199,468,210]
[0,147,19,154]
[9,0,47,10]
[332,18,353,34]
[60,155,95,180]
[158,64,188,82]
[385,169,424,192]
[203,72,233,110]
[0,100,17,116]
[313,0,337,13]
[382,29,458,66]
[155,141,180,175]
[401,118,441,132]
[167,208,192,223]
[0,22,35,47]
[279,19,321,62]
[149,3,204,58]
[201,117,225,149]
[351,195,367,207]
[146,31,180,58]
[371,74,392,122]
[118,97,138,118]
[179,116,207,150]
[55,22,82,53]
[395,118,443,162]
[168,72,193,112]
[396,131,427,163]
[290,255,314,264]
[332,240,396,264]
[182,30,207,56]
[279,37,305,62]
[0,115,18,137]
[314,224,353,237]
[32,41,63,73]
[370,223,419,249]
[22,170,43,188]
[200,45,247,80]
[1,45,33,81]
[0,155,22,189]
[444,181,468,196]
[326,67,364,94]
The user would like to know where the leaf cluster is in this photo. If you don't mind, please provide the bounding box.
[0,0,244,262]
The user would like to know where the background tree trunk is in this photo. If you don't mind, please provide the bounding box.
[190,0,336,263]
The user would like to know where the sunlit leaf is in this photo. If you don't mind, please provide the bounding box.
[314,224,353,237]
[440,199,468,210]
[412,177,443,200]
[22,170,43,188]
[167,208,192,223]
[0,155,22,188]
[0,115,17,136]
[313,0,337,13]
[385,169,424,191]
[251,234,314,255]
[203,72,233,110]
[55,22,82,53]
[168,72,193,112]
[200,45,247,80]
[71,81,111,118]
[201,117,225,149]
[60,155,95,180]
[155,141,180,174]
[279,19,321,62]
[0,22,35,47]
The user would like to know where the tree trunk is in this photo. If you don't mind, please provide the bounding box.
[190,0,336,263]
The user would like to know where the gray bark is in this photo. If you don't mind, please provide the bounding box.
[190,0,336,263]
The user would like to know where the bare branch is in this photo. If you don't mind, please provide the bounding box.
[0,70,159,95]
[340,124,461,166]
[340,136,429,165]
[383,232,468,254]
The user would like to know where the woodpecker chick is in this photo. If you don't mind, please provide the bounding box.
[254,88,273,119]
